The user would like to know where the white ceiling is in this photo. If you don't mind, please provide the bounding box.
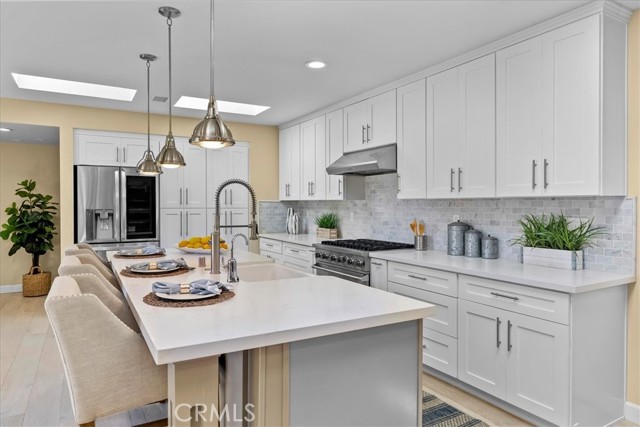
[0,122,60,145]
[1,0,638,127]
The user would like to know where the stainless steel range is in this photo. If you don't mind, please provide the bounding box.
[312,239,413,285]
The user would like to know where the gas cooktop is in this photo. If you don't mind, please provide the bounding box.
[319,239,413,252]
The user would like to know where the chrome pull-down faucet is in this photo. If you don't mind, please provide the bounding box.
[210,179,258,275]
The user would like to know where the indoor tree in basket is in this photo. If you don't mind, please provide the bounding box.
[315,213,339,239]
[0,180,58,296]
[510,213,604,271]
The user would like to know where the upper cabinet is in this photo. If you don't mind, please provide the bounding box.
[497,14,627,197]
[396,79,427,199]
[325,109,366,201]
[74,130,160,167]
[206,143,250,209]
[300,116,326,200]
[279,125,301,200]
[343,90,396,153]
[427,54,496,199]
[159,137,207,209]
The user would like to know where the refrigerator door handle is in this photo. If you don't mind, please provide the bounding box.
[120,170,127,241]
[114,169,122,242]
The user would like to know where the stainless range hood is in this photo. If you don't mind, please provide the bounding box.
[326,144,396,176]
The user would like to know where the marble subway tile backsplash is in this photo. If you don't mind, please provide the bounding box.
[259,174,636,274]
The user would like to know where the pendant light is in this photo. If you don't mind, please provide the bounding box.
[156,6,186,169]
[136,54,163,176]
[189,0,235,149]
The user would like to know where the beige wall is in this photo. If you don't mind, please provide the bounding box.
[0,97,279,274]
[0,142,61,285]
[627,9,640,407]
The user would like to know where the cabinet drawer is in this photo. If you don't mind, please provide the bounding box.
[388,282,457,337]
[423,330,458,378]
[459,275,570,325]
[259,238,282,254]
[283,243,314,263]
[388,262,458,297]
[283,258,313,274]
[260,250,283,263]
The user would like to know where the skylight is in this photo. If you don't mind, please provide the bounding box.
[12,73,137,101]
[175,96,270,116]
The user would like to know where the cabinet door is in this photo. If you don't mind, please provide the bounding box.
[458,54,496,198]
[541,15,600,196]
[458,300,506,399]
[279,128,291,200]
[367,90,396,148]
[229,145,249,208]
[300,117,318,200]
[370,260,388,291]
[343,101,368,153]
[326,110,344,200]
[121,138,153,168]
[288,125,301,200]
[228,210,249,249]
[182,140,207,209]
[496,37,543,197]
[206,208,228,241]
[185,210,207,238]
[397,80,427,199]
[76,134,121,166]
[206,148,229,208]
[505,312,569,426]
[160,209,183,248]
[427,68,459,199]
[159,163,183,209]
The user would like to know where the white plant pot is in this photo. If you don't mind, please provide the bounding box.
[522,247,584,270]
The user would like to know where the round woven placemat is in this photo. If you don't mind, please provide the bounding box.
[113,253,167,259]
[120,268,190,278]
[143,291,235,308]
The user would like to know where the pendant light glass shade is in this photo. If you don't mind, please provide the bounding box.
[189,0,235,149]
[137,54,162,176]
[157,7,186,169]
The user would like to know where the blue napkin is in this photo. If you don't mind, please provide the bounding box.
[152,279,232,295]
[129,258,186,271]
[121,245,165,256]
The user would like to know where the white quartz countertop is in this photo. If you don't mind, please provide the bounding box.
[259,233,331,247]
[370,250,635,294]
[107,247,274,265]
[110,249,434,365]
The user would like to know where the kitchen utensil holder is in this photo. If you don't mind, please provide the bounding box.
[414,235,427,251]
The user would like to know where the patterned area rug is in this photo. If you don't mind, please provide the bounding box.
[423,391,489,427]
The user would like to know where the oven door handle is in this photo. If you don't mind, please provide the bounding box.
[313,265,369,284]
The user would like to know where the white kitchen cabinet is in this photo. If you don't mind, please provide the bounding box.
[325,109,366,201]
[259,238,314,272]
[497,14,626,197]
[206,143,250,209]
[159,137,207,209]
[279,125,301,200]
[427,54,496,199]
[74,130,159,167]
[396,79,427,199]
[343,90,396,153]
[300,116,326,200]
[370,259,387,291]
[160,209,207,248]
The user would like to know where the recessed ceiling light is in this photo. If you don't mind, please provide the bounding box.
[11,73,137,101]
[175,96,270,116]
[0,127,12,132]
[305,60,327,69]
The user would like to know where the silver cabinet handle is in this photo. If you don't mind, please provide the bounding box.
[123,147,126,163]
[496,317,502,348]
[230,189,233,205]
[225,189,228,204]
[265,243,274,247]
[311,181,314,196]
[458,167,462,191]
[116,146,119,162]
[338,179,342,196]
[287,183,290,197]
[422,344,427,350]
[371,261,382,266]
[230,211,233,234]
[532,160,537,189]
[491,292,519,301]
[543,158,549,189]
[290,249,300,253]
[408,274,426,281]
[186,212,189,235]
[186,188,189,205]
[397,174,401,193]
[366,124,371,142]
[450,168,455,192]
[179,188,182,205]
[180,211,183,236]
[362,125,366,144]
[507,320,513,351]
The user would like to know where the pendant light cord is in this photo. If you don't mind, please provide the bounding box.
[167,16,173,133]
[146,59,151,152]
[210,0,215,97]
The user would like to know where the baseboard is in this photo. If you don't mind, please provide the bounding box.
[625,401,640,424]
[0,284,22,294]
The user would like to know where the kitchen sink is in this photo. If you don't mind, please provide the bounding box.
[236,263,311,282]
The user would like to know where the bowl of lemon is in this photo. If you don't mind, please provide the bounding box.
[176,236,229,254]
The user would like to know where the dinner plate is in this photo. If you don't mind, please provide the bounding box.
[175,245,229,254]
[116,250,165,257]
[128,265,182,274]
[154,292,217,301]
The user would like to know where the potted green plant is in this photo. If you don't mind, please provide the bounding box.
[510,213,604,270]
[315,213,339,239]
[0,180,58,296]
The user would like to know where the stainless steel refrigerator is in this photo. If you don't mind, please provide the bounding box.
[74,166,160,251]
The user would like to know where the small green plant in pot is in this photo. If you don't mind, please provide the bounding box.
[315,213,339,239]
[510,213,605,270]
[0,180,58,296]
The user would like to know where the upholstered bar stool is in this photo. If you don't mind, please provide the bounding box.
[59,254,120,290]
[64,244,110,268]
[45,276,166,426]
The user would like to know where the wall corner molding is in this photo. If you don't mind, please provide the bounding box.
[0,284,23,294]
[625,401,640,424]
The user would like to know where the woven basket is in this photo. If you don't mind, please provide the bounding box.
[316,228,338,239]
[22,266,52,297]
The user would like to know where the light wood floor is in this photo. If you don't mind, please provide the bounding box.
[1,292,637,427]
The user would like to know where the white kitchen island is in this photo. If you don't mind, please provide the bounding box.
[108,249,434,427]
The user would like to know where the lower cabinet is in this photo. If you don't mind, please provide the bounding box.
[370,260,388,291]
[259,238,315,273]
[160,209,207,248]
